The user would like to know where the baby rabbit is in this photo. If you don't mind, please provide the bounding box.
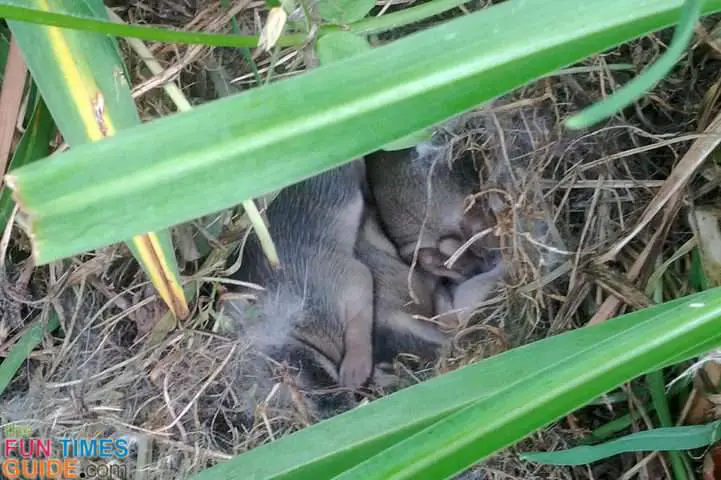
[354,207,449,365]
[355,206,504,392]
[226,161,375,391]
[365,143,498,282]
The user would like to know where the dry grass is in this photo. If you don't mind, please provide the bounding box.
[3,0,721,478]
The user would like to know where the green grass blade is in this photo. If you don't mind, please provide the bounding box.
[0,311,60,396]
[219,0,261,86]
[7,0,188,318]
[0,1,305,48]
[0,94,54,231]
[347,0,472,35]
[192,288,721,479]
[7,0,721,265]
[1,0,474,48]
[587,408,654,443]
[520,420,721,466]
[566,0,702,129]
[646,259,691,479]
[647,370,691,479]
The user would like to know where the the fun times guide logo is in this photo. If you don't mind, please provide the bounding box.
[1,425,129,479]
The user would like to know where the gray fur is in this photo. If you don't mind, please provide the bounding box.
[228,161,374,391]
[365,142,498,281]
[355,208,448,365]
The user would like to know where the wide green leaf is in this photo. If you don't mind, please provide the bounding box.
[315,31,430,149]
[193,288,721,479]
[6,0,188,318]
[7,0,721,264]
[312,291,721,480]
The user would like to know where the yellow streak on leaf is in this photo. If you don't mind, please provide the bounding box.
[38,0,107,140]
[37,0,189,319]
[132,235,190,319]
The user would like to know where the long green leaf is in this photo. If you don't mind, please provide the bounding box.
[567,0,703,129]
[520,420,721,466]
[0,0,472,48]
[327,291,721,479]
[7,0,188,318]
[7,0,721,265]
[315,31,430,150]
[193,288,721,479]
[0,1,305,48]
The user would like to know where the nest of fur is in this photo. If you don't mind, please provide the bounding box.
[2,1,721,478]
